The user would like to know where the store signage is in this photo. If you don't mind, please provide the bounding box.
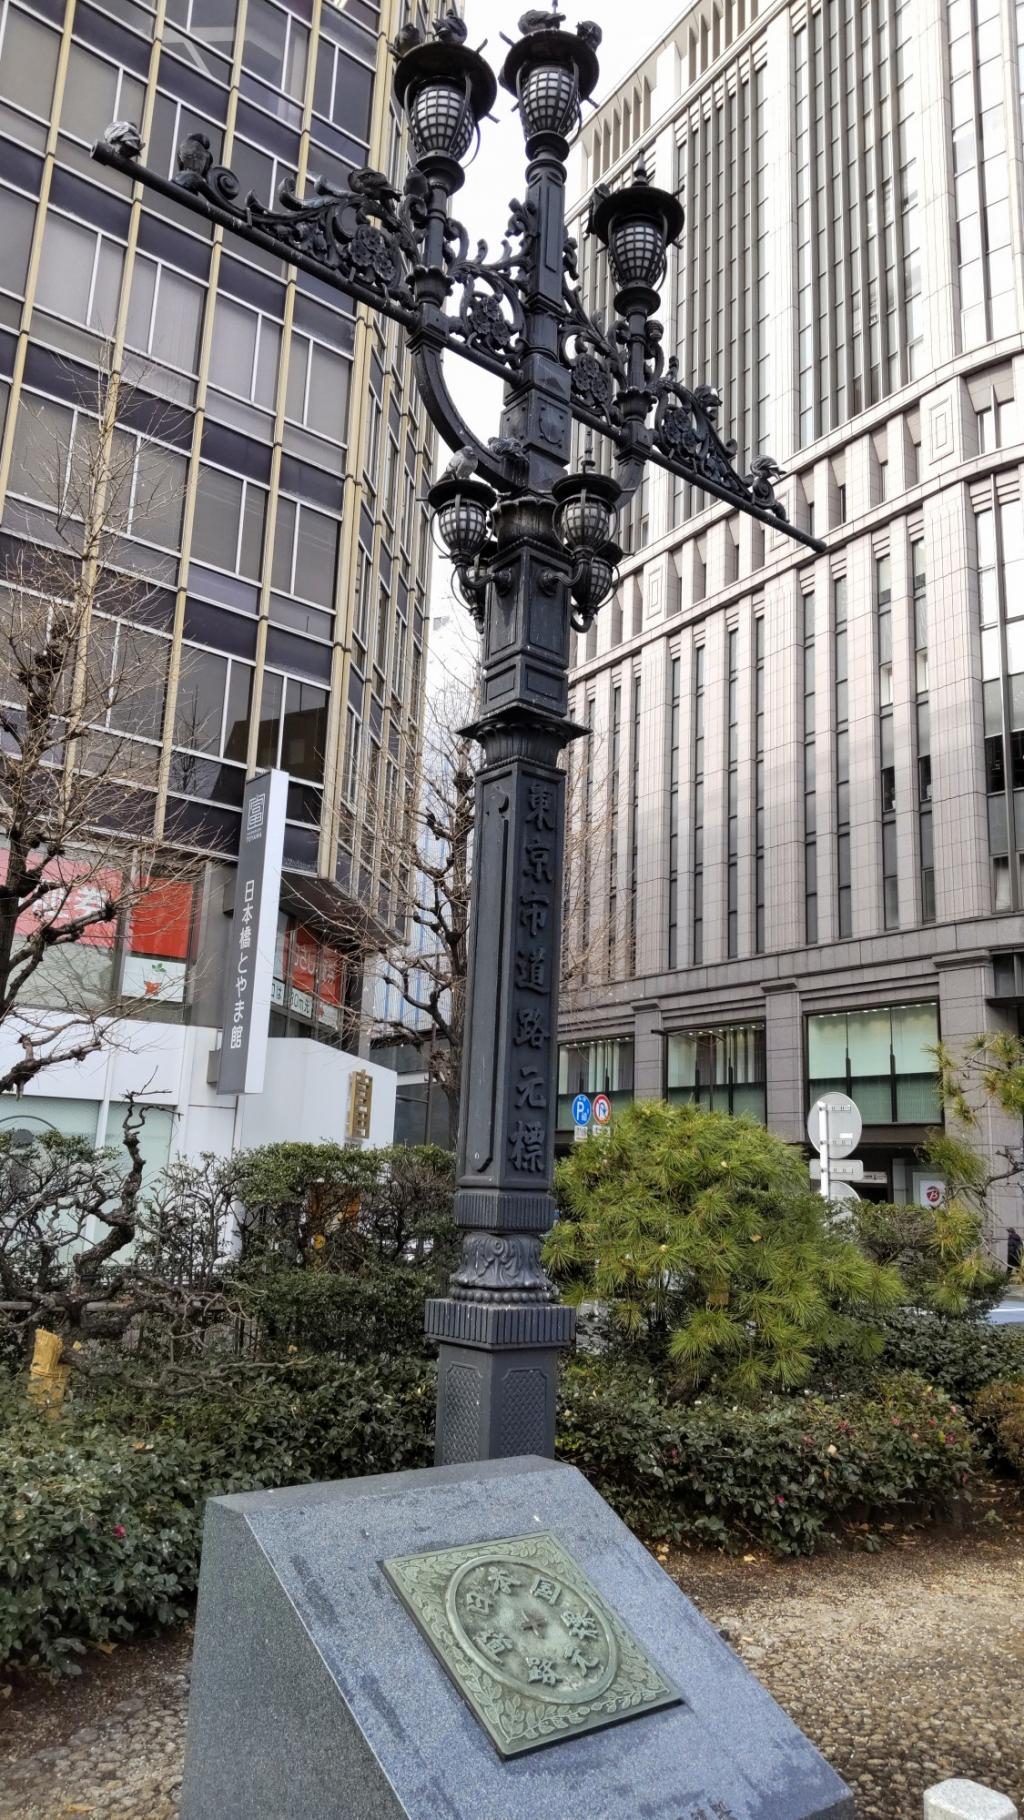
[216,770,288,1097]
[348,1070,374,1142]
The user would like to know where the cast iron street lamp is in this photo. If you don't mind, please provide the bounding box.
[93,4,824,1469]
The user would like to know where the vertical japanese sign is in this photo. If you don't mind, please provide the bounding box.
[506,778,559,1181]
[217,769,288,1097]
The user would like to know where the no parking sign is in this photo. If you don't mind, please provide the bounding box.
[593,1094,612,1125]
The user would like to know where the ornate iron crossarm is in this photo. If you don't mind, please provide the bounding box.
[91,126,824,554]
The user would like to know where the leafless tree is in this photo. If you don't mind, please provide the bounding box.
[0,364,202,1100]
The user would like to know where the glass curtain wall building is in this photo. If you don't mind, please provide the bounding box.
[559,0,1024,1242]
[0,0,442,1159]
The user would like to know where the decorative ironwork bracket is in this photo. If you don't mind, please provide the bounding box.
[91,126,825,555]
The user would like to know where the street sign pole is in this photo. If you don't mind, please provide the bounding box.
[818,1102,831,1205]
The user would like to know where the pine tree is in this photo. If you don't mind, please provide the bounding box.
[547,1100,903,1398]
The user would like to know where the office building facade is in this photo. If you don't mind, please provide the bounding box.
[560,0,1024,1242]
[0,0,440,1162]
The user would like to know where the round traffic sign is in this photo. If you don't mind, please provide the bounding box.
[592,1094,612,1125]
[572,1094,592,1128]
[807,1093,862,1159]
[825,1179,861,1206]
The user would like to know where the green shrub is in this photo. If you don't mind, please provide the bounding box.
[549,1100,903,1396]
[847,1200,1002,1315]
[231,1142,457,1272]
[557,1360,974,1555]
[0,1357,434,1676]
[873,1309,1024,1402]
[240,1265,434,1360]
[974,1378,1024,1474]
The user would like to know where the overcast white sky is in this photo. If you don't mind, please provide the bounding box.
[427,0,684,677]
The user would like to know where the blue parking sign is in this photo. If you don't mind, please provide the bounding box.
[572,1094,592,1127]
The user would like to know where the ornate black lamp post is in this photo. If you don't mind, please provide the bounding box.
[94,5,824,1469]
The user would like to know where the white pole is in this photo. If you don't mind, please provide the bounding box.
[818,1102,831,1204]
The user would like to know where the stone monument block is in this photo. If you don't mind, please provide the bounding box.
[180,1456,853,1820]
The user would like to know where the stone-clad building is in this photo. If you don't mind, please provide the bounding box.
[0,0,445,1159]
[559,0,1024,1241]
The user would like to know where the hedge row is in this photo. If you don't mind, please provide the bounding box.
[559,1363,975,1555]
[0,1352,985,1676]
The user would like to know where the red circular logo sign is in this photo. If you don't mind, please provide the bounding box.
[925,1185,942,1207]
[593,1095,612,1125]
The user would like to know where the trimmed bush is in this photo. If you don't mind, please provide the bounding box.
[874,1310,1024,1403]
[241,1265,434,1361]
[974,1379,1024,1474]
[0,1358,434,1676]
[557,1360,974,1555]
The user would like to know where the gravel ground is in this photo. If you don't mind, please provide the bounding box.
[1,1520,1022,1820]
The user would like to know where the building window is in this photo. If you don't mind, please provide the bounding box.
[34,215,124,340]
[629,672,641,974]
[286,330,352,444]
[313,33,375,144]
[7,395,187,555]
[979,497,1024,910]
[913,539,934,922]
[126,254,205,374]
[754,614,765,952]
[271,497,340,612]
[272,915,351,1047]
[243,0,309,104]
[692,646,704,964]
[727,629,739,958]
[668,659,680,968]
[674,61,768,522]
[803,585,817,944]
[580,697,594,983]
[834,576,851,936]
[256,672,327,784]
[667,1023,767,1122]
[0,6,60,136]
[557,1039,634,1131]
[609,681,621,979]
[949,0,1017,348]
[191,467,267,579]
[209,296,282,410]
[807,1003,941,1124]
[877,554,898,927]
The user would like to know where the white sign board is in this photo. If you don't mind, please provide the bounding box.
[807,1094,862,1159]
[825,1180,861,1206]
[217,769,288,1097]
[809,1157,865,1181]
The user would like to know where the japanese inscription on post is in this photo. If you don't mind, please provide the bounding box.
[382,1531,681,1758]
[216,769,288,1097]
[507,781,559,1178]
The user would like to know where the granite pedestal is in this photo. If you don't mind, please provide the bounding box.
[179,1456,853,1820]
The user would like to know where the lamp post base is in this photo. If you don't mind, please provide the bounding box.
[429,1295,575,1465]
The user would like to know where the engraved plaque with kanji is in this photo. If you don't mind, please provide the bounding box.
[381,1531,682,1758]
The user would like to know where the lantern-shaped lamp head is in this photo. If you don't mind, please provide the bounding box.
[429,475,496,564]
[500,19,601,154]
[394,39,497,172]
[553,470,622,555]
[590,156,685,304]
[570,540,622,632]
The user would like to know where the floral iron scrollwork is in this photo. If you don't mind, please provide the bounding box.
[654,359,790,521]
[173,134,428,313]
[440,197,535,370]
[559,282,626,428]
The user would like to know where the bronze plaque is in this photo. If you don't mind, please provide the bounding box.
[382,1531,681,1758]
